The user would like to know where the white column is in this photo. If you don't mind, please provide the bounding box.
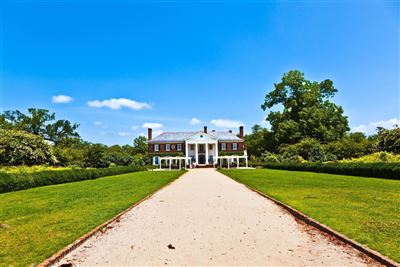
[195,143,198,164]
[205,143,209,164]
[179,159,181,170]
[246,157,248,168]
[185,142,189,165]
[169,158,171,170]
[236,156,239,167]
[159,158,162,169]
[228,158,230,169]
[215,142,218,164]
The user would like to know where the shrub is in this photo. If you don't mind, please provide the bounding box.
[340,152,400,163]
[279,138,327,162]
[262,162,400,180]
[0,129,56,166]
[0,165,155,193]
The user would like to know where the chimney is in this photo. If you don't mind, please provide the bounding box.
[204,126,207,133]
[148,128,152,141]
[239,126,244,138]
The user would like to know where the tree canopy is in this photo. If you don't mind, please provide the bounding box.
[0,108,80,145]
[261,70,349,144]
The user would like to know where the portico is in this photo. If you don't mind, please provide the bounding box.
[185,132,219,165]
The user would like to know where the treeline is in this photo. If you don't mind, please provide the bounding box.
[0,108,148,168]
[245,70,400,163]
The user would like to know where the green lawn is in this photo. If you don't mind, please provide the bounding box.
[219,169,400,263]
[0,170,185,266]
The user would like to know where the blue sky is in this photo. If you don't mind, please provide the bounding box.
[1,1,399,145]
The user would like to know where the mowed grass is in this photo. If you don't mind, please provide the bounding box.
[219,169,400,262]
[0,170,185,266]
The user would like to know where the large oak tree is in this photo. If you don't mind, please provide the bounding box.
[261,70,349,145]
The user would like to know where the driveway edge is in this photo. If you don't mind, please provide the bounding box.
[38,170,187,267]
[221,171,399,267]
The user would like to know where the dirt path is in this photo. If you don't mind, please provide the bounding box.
[54,169,379,266]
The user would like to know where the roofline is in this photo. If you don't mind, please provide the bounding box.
[149,139,244,143]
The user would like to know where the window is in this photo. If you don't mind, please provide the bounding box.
[232,143,238,150]
[154,144,159,152]
[190,144,195,150]
[199,144,204,151]
[166,144,171,151]
[221,143,226,150]
[209,144,213,150]
[177,144,182,151]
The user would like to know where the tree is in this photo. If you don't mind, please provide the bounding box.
[82,144,109,168]
[0,108,80,145]
[132,136,148,154]
[261,70,349,144]
[376,126,400,154]
[0,129,56,166]
[279,138,333,162]
[244,125,277,156]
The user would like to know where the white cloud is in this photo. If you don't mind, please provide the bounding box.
[190,117,201,125]
[131,125,139,130]
[353,118,400,135]
[118,131,131,137]
[142,122,163,129]
[87,98,151,110]
[210,119,243,128]
[52,95,74,104]
[94,121,102,126]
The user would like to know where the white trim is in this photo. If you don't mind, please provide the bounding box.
[221,143,226,150]
[232,142,238,150]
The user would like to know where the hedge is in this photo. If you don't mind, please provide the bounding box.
[262,162,400,180]
[0,165,154,193]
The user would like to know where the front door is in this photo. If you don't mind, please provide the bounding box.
[198,154,206,164]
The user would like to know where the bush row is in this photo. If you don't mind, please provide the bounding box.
[262,162,400,180]
[0,165,154,193]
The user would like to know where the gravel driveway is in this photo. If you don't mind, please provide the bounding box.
[54,168,379,266]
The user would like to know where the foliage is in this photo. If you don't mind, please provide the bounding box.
[376,126,400,154]
[0,165,72,173]
[261,162,400,180]
[0,129,56,166]
[260,151,284,162]
[323,132,375,160]
[132,136,148,154]
[261,70,349,144]
[218,151,244,156]
[0,108,80,145]
[0,165,155,193]
[244,125,277,156]
[340,152,400,163]
[82,144,109,168]
[0,170,185,266]
[220,169,400,262]
[279,138,335,162]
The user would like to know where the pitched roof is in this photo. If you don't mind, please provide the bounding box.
[149,131,243,142]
